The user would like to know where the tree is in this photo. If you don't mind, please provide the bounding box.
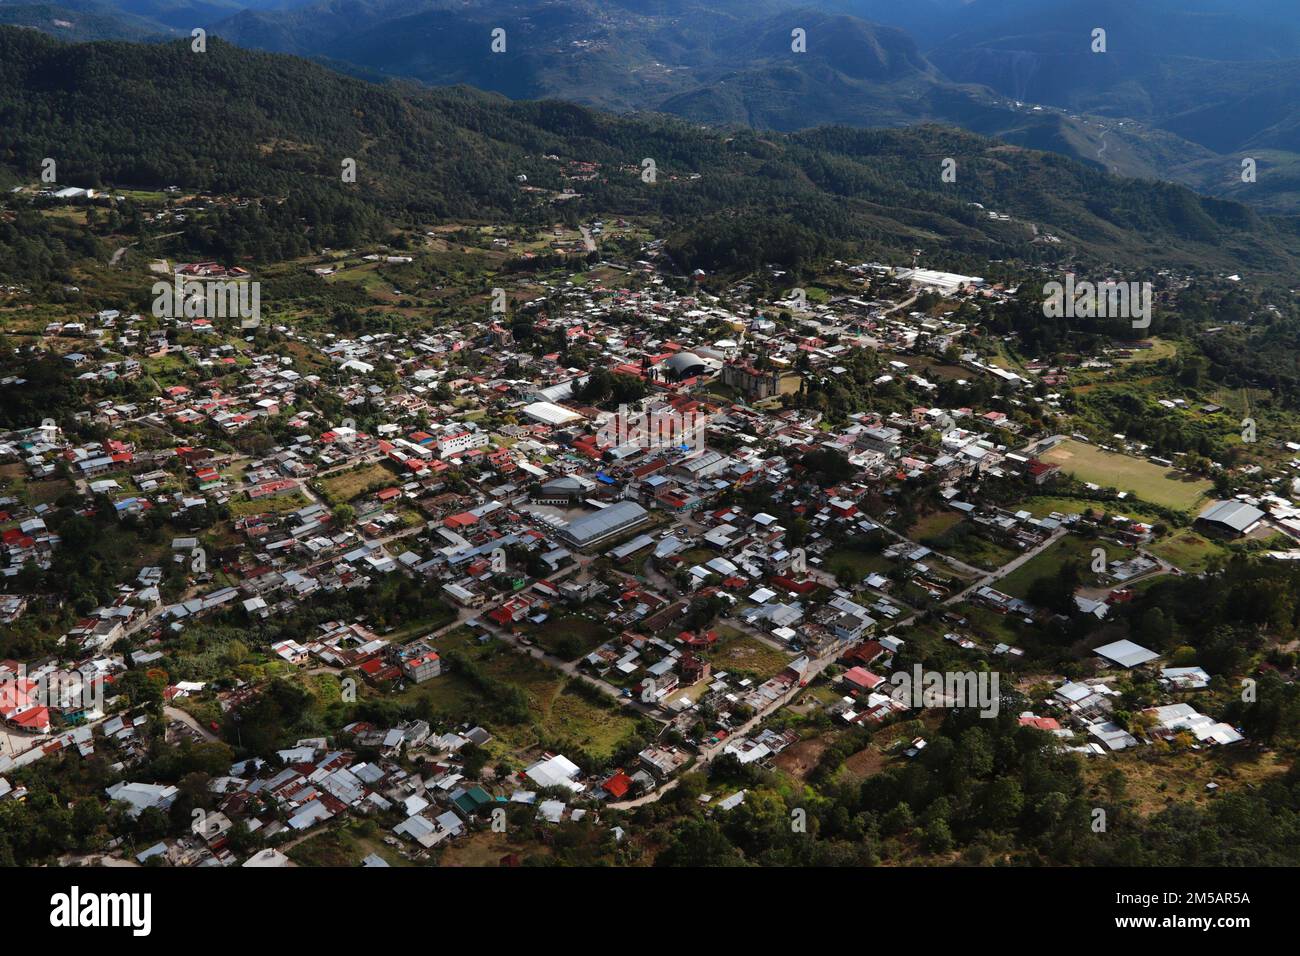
[923,819,954,854]
[655,818,745,867]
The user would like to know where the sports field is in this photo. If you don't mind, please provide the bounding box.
[1039,440,1211,512]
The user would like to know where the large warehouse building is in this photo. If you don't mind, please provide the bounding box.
[1196,499,1265,538]
[552,500,650,550]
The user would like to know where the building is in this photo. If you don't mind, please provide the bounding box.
[1196,500,1265,538]
[552,500,650,550]
[638,744,690,779]
[524,753,584,792]
[1093,639,1159,669]
[895,268,985,295]
[720,361,800,401]
[522,402,582,427]
[660,351,711,381]
[396,643,441,683]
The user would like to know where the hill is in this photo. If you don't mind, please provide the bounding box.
[2,25,1298,282]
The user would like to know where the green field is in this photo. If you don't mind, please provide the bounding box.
[527,613,614,660]
[394,637,639,761]
[1014,495,1159,521]
[908,511,963,540]
[934,529,1020,572]
[228,491,311,517]
[997,534,1132,600]
[317,462,398,505]
[1148,530,1230,573]
[1040,440,1211,511]
[824,546,894,580]
[287,821,411,867]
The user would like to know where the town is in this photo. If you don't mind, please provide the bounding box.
[1,195,1296,868]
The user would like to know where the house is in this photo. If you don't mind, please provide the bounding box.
[679,652,711,684]
[1018,714,1062,731]
[105,781,179,818]
[602,771,633,800]
[638,744,689,779]
[271,640,309,665]
[1196,500,1265,538]
[524,753,584,792]
[396,643,441,684]
[1145,703,1243,745]
[1026,459,1061,485]
[842,666,884,693]
[1160,666,1211,690]
[831,611,874,642]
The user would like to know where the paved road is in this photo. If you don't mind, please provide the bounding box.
[890,526,1068,629]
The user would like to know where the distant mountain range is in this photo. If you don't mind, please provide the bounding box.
[5,25,1298,283]
[7,0,1300,211]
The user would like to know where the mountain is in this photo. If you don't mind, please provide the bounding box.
[203,0,1300,199]
[924,0,1300,208]
[0,0,175,39]
[14,0,1300,208]
[3,25,1298,282]
[204,0,1218,178]
[12,0,1296,209]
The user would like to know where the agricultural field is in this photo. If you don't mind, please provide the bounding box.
[1039,439,1212,511]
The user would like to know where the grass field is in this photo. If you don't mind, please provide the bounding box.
[1040,440,1211,511]
[953,601,1035,646]
[1015,495,1158,522]
[997,534,1131,599]
[823,546,894,580]
[1080,745,1288,817]
[228,491,311,517]
[1114,337,1177,363]
[935,529,1020,571]
[317,463,398,506]
[394,638,639,761]
[909,511,963,540]
[709,627,791,680]
[527,613,614,660]
[1148,530,1230,573]
[287,822,411,867]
